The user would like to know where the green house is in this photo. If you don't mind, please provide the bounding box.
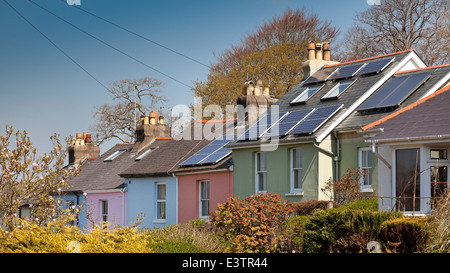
[227,46,440,203]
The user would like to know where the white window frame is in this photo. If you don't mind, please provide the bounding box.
[104,149,126,162]
[289,148,303,195]
[156,182,166,221]
[321,79,356,100]
[100,199,108,223]
[358,147,373,192]
[199,180,210,220]
[290,84,324,104]
[255,152,267,193]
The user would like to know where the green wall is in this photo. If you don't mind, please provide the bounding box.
[232,143,322,202]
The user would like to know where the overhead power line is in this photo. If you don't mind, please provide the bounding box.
[2,0,111,92]
[27,0,192,89]
[59,0,211,69]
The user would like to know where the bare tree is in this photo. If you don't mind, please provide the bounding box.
[89,77,167,145]
[336,0,449,65]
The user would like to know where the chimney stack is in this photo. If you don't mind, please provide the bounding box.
[132,110,171,153]
[302,41,339,79]
[68,132,100,165]
[237,79,278,125]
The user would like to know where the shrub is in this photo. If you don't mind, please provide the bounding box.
[302,208,401,253]
[292,200,339,216]
[339,198,378,211]
[425,190,450,253]
[284,215,310,252]
[379,217,429,253]
[209,192,294,253]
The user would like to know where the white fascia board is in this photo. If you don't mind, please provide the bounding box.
[316,51,425,143]
[419,71,450,99]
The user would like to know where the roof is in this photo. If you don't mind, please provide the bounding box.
[228,50,418,148]
[120,121,236,177]
[364,84,450,143]
[337,64,450,132]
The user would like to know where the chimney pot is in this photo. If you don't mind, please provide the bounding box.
[307,41,316,61]
[323,42,331,61]
[159,116,164,124]
[315,42,323,61]
[83,132,88,141]
[76,133,82,140]
[85,134,92,143]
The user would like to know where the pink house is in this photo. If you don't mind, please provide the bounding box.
[176,165,234,223]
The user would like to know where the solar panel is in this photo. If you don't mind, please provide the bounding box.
[356,57,395,75]
[289,104,343,135]
[302,66,337,84]
[262,108,315,137]
[327,63,365,80]
[238,111,288,140]
[180,138,231,166]
[358,72,430,111]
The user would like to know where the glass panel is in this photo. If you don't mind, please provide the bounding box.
[157,184,166,201]
[431,149,447,159]
[293,149,302,169]
[201,200,209,217]
[158,202,166,219]
[396,149,420,211]
[293,169,302,189]
[431,166,448,198]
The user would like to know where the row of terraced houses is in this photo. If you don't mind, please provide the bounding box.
[59,42,450,229]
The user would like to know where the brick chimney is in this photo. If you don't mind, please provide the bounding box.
[237,79,278,125]
[68,132,100,165]
[132,110,171,153]
[302,41,339,79]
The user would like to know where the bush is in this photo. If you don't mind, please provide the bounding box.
[302,208,401,253]
[292,200,339,216]
[339,198,378,211]
[379,217,429,253]
[284,215,310,252]
[209,192,294,253]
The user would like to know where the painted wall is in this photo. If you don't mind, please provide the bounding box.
[177,170,233,223]
[338,132,378,194]
[232,142,332,202]
[84,191,127,229]
[126,176,177,229]
[61,193,88,229]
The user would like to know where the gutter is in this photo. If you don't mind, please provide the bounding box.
[367,134,450,145]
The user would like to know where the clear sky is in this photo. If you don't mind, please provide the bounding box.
[0,0,371,157]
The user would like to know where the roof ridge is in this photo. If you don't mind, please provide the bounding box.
[394,63,450,75]
[362,84,450,131]
[325,49,414,68]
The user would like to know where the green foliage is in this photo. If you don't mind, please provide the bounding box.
[339,198,378,211]
[379,217,429,253]
[209,192,294,253]
[302,208,401,253]
[292,199,340,216]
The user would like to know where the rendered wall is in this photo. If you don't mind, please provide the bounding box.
[84,191,126,229]
[177,170,233,224]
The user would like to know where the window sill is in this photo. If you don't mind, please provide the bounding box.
[360,187,374,193]
[286,191,304,197]
[152,219,166,224]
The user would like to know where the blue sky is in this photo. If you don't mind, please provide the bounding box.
[0,0,371,157]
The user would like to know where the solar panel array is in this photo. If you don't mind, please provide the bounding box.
[358,71,430,111]
[288,104,343,135]
[328,63,365,81]
[356,57,395,76]
[180,138,232,166]
[263,109,314,137]
[239,111,289,140]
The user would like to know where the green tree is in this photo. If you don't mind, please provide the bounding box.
[192,8,339,111]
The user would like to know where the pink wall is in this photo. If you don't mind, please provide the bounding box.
[85,191,127,229]
[178,170,233,224]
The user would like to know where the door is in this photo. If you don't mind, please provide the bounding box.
[395,148,420,212]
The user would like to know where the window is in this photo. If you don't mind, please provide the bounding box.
[358,148,373,190]
[199,181,210,219]
[395,148,420,212]
[135,148,152,161]
[290,148,303,193]
[19,205,31,219]
[156,183,166,220]
[255,152,267,193]
[431,166,448,209]
[104,149,126,162]
[290,85,323,104]
[321,79,355,100]
[431,149,447,160]
[100,200,108,222]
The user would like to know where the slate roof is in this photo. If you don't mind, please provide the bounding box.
[65,140,168,192]
[338,64,450,131]
[227,50,417,148]
[120,121,236,177]
[365,84,450,142]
